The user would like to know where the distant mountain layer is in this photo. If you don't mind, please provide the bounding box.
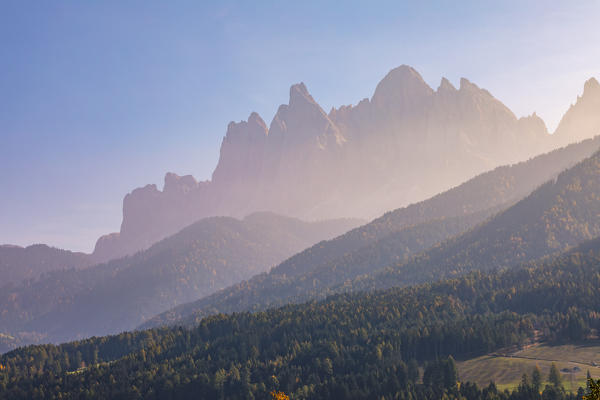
[365,147,600,290]
[0,213,360,349]
[91,66,600,263]
[143,137,600,329]
[554,77,600,146]
[0,244,92,287]
[3,233,600,398]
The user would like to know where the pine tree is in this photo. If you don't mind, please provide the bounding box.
[532,365,542,393]
[408,359,420,383]
[520,373,530,391]
[548,363,562,388]
[584,378,600,400]
[444,356,459,389]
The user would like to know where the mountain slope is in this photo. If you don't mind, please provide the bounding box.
[0,244,92,287]
[553,77,600,147]
[143,137,600,328]
[364,147,600,291]
[90,66,600,263]
[0,213,360,349]
[3,236,600,399]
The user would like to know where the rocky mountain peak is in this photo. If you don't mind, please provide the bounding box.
[553,76,600,146]
[90,65,600,265]
[248,111,267,130]
[459,77,481,92]
[517,112,549,137]
[268,81,340,145]
[289,82,316,107]
[371,65,433,108]
[583,77,600,97]
[438,77,457,93]
[164,173,198,195]
[224,112,268,143]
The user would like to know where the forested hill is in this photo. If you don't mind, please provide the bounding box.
[0,213,360,351]
[362,147,600,291]
[0,244,92,287]
[1,235,600,399]
[145,210,497,329]
[144,137,600,329]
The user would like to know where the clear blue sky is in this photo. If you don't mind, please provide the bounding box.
[1,0,599,252]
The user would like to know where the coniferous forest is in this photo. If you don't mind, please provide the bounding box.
[3,4,600,399]
[2,237,600,399]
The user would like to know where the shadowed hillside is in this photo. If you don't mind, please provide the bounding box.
[143,138,600,329]
[364,148,600,291]
[0,213,360,350]
[0,244,92,287]
[3,234,600,399]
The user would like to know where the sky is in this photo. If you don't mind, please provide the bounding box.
[1,0,599,252]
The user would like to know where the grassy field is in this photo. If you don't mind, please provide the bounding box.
[457,341,600,392]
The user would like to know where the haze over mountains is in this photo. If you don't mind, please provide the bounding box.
[144,137,600,329]
[5,233,600,399]
[2,59,600,399]
[1,64,599,353]
[0,245,92,287]
[554,76,600,146]
[91,66,600,263]
[365,147,600,289]
[0,213,359,352]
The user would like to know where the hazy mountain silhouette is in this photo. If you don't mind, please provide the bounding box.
[142,137,600,328]
[0,213,360,349]
[0,244,92,287]
[553,77,600,146]
[91,66,599,263]
[365,147,600,290]
[5,233,600,395]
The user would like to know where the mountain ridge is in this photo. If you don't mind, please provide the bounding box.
[142,136,600,329]
[353,146,600,291]
[90,66,600,263]
[0,213,361,350]
[0,244,92,288]
[4,233,600,398]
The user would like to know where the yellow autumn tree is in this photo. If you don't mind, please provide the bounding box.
[270,390,290,400]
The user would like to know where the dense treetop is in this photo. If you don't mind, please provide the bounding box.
[1,235,599,399]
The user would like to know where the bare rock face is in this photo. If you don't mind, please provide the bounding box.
[326,69,551,215]
[211,112,268,186]
[92,83,345,262]
[93,177,211,262]
[554,77,600,147]
[92,66,599,263]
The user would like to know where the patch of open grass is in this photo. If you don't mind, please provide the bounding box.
[457,341,600,392]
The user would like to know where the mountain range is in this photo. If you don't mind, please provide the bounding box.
[2,64,600,399]
[143,136,600,329]
[91,66,600,263]
[0,244,92,287]
[4,231,600,399]
[3,135,596,350]
[0,213,359,351]
[365,146,600,289]
[2,65,599,352]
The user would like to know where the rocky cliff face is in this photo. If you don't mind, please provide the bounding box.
[0,244,92,286]
[92,65,599,263]
[553,77,600,147]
